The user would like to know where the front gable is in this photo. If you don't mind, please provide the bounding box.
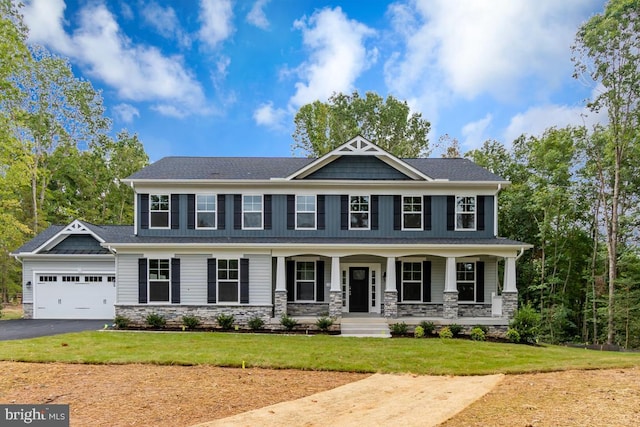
[32,220,108,254]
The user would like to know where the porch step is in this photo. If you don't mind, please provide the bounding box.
[340,317,391,338]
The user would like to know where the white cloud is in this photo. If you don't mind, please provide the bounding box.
[198,0,234,49]
[461,114,493,151]
[22,0,209,117]
[253,102,287,130]
[289,7,376,107]
[112,103,140,123]
[141,1,191,48]
[247,0,270,30]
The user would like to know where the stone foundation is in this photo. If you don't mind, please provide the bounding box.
[397,303,443,317]
[443,291,458,319]
[274,290,287,318]
[115,304,272,328]
[287,303,329,317]
[328,290,342,319]
[22,303,33,319]
[383,291,398,318]
[502,291,518,320]
[458,303,492,317]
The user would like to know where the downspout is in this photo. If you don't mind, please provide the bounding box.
[131,182,138,236]
[516,247,525,261]
[493,184,501,237]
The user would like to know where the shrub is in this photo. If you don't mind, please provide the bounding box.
[509,303,541,344]
[280,314,298,331]
[470,327,486,341]
[145,313,166,328]
[390,322,408,335]
[114,315,130,329]
[419,321,436,336]
[439,326,453,339]
[506,328,521,343]
[449,323,463,337]
[474,324,489,335]
[216,313,235,330]
[248,316,265,331]
[414,325,425,338]
[315,316,334,332]
[182,315,201,330]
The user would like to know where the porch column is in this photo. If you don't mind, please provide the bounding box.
[329,256,342,319]
[443,257,458,319]
[274,256,287,318]
[384,257,398,318]
[502,256,518,319]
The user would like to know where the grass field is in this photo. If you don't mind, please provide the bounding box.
[0,305,22,320]
[0,331,638,375]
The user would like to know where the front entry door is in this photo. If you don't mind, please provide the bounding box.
[349,267,369,312]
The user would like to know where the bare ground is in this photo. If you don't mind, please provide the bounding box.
[1,362,639,426]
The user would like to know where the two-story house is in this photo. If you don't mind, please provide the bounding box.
[14,136,530,330]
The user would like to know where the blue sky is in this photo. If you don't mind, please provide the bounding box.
[22,0,607,161]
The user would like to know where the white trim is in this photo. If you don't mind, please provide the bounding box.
[295,194,317,230]
[349,195,371,230]
[195,193,217,230]
[149,194,171,230]
[241,194,264,230]
[401,195,423,231]
[341,263,382,314]
[454,195,477,232]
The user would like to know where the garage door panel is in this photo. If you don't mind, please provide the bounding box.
[35,275,115,319]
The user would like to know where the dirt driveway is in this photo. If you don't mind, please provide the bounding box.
[1,362,639,426]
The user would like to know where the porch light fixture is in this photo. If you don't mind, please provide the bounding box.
[25,281,31,288]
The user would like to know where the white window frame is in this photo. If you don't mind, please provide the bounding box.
[217,259,240,303]
[295,195,316,230]
[242,195,263,230]
[150,194,170,229]
[402,196,423,230]
[148,259,171,303]
[196,194,217,229]
[349,195,370,230]
[295,261,316,302]
[401,262,422,302]
[456,261,476,302]
[455,195,476,231]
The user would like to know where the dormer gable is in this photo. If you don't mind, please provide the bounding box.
[33,220,107,254]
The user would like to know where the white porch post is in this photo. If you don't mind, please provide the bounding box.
[274,256,287,318]
[444,257,457,292]
[502,256,518,319]
[331,257,341,291]
[329,257,342,318]
[384,257,397,318]
[443,257,458,319]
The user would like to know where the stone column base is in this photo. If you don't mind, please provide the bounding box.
[329,290,342,319]
[274,290,287,318]
[443,291,459,319]
[502,291,518,320]
[383,291,398,318]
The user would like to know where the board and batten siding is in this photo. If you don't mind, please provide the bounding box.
[180,254,208,304]
[116,254,142,304]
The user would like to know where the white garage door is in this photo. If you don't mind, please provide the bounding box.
[34,274,116,319]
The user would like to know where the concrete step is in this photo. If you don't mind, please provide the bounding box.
[340,318,391,338]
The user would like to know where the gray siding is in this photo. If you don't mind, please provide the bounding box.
[180,254,207,304]
[305,156,412,180]
[45,235,109,254]
[116,254,142,304]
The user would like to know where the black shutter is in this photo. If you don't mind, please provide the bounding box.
[477,196,485,231]
[240,258,249,304]
[423,196,432,231]
[286,260,295,301]
[422,261,431,302]
[138,258,147,303]
[234,195,242,230]
[207,258,217,303]
[140,194,149,229]
[171,258,180,304]
[393,195,401,230]
[171,194,180,229]
[317,195,325,230]
[476,261,485,302]
[217,195,226,230]
[340,195,348,230]
[187,194,195,229]
[371,195,379,230]
[447,196,455,231]
[264,195,272,230]
[287,195,295,230]
[396,261,402,302]
[316,260,325,302]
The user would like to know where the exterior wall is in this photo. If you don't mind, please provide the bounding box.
[305,156,412,180]
[46,235,107,253]
[287,303,329,316]
[397,304,443,317]
[458,304,492,317]
[180,254,208,304]
[115,304,272,327]
[116,254,142,304]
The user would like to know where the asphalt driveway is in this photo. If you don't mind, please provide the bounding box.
[0,319,111,341]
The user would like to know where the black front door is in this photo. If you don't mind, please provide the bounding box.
[349,267,369,312]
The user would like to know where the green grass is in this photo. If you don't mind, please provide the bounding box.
[0,331,638,375]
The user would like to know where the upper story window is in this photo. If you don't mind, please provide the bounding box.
[295,261,315,301]
[218,259,239,303]
[296,195,316,229]
[403,196,422,230]
[149,259,170,302]
[401,262,422,301]
[197,194,216,229]
[242,195,263,229]
[456,196,476,231]
[350,196,369,229]
[150,194,170,228]
[456,262,475,302]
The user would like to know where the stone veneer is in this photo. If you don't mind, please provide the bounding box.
[397,303,443,317]
[458,303,492,317]
[22,303,33,319]
[443,291,458,319]
[116,305,272,327]
[502,291,518,319]
[274,290,287,318]
[287,303,329,317]
[383,291,398,318]
[328,290,342,319]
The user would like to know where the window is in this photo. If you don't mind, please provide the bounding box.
[84,276,103,282]
[296,195,316,229]
[107,276,116,283]
[196,194,216,229]
[150,194,170,228]
[39,276,57,282]
[350,196,369,229]
[62,276,80,282]
[218,259,239,302]
[295,261,315,301]
[242,195,263,229]
[149,259,170,302]
[403,196,422,229]
[456,262,475,302]
[402,262,422,301]
[456,196,476,230]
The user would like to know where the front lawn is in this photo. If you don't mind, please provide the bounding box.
[0,331,638,375]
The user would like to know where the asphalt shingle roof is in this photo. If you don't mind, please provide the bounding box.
[13,223,134,254]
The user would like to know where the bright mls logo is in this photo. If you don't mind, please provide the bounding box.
[1,405,69,426]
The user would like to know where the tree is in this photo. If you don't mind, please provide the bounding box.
[572,0,640,344]
[292,91,431,157]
